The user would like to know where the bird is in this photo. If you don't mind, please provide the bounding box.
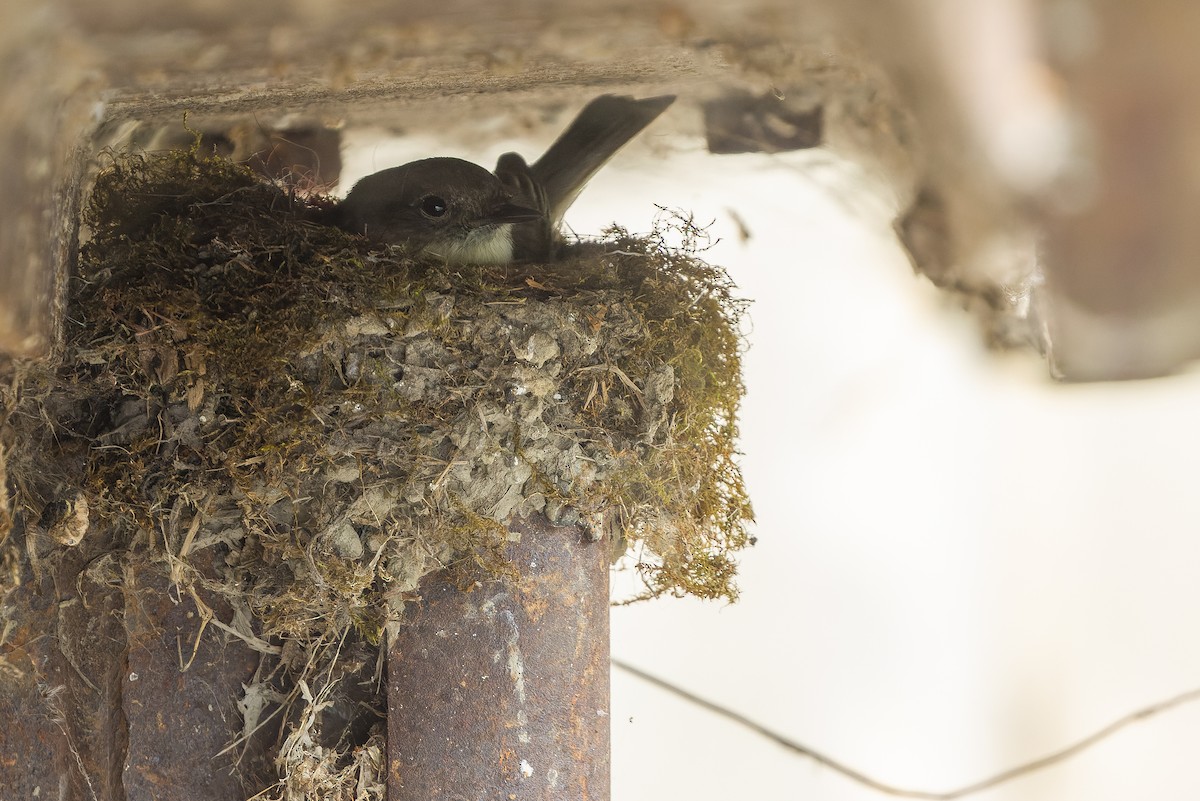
[329,94,675,264]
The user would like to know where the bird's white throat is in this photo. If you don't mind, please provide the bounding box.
[423,223,515,265]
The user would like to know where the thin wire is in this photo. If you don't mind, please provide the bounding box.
[611,658,1200,800]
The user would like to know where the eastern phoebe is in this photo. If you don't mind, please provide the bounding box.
[329,94,675,264]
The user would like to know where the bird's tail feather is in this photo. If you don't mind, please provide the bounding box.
[530,94,675,224]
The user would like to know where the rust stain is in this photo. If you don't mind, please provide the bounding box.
[388,513,610,801]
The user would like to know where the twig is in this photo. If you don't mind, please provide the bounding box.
[611,658,1200,799]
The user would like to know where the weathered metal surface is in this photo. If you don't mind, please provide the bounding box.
[0,535,131,800]
[0,534,270,801]
[121,564,265,801]
[0,561,82,800]
[387,514,610,801]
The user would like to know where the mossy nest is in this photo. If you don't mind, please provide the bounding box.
[6,144,753,629]
[1,145,752,794]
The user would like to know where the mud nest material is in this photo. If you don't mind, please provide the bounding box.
[2,143,751,656]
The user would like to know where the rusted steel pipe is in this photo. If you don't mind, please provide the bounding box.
[387,513,610,801]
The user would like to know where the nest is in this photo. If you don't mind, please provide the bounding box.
[0,145,752,797]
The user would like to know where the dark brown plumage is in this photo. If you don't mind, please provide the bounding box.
[330,94,675,264]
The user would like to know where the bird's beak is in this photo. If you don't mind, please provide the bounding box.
[478,203,542,226]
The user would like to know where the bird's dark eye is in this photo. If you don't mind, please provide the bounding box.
[420,195,448,217]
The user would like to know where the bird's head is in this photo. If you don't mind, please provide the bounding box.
[333,157,540,264]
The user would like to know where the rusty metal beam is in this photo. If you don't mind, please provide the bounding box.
[387,514,610,801]
[121,567,265,801]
